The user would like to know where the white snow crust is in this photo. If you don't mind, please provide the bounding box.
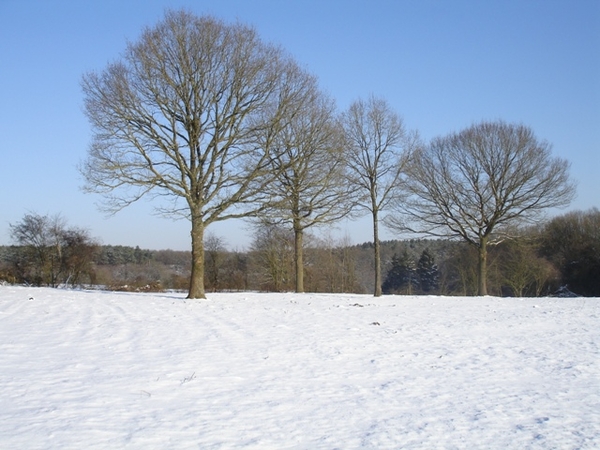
[1,286,598,449]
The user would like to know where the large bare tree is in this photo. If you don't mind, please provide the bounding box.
[261,75,351,292]
[342,95,414,296]
[81,10,308,298]
[387,120,576,296]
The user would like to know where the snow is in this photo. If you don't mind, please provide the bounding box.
[1,286,598,449]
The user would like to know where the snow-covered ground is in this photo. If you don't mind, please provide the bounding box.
[1,286,598,449]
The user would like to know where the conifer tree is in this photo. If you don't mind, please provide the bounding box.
[382,250,416,294]
[416,248,439,294]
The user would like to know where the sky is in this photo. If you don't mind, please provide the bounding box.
[1,0,599,251]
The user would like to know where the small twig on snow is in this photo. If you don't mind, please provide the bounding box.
[181,372,196,385]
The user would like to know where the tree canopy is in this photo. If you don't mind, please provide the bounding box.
[387,120,575,295]
[81,10,312,298]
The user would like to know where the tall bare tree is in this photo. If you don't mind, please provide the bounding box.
[387,121,576,296]
[342,95,414,296]
[261,75,351,292]
[81,11,308,298]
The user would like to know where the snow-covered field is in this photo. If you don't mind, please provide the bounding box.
[1,286,598,449]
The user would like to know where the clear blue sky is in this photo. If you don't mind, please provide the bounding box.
[1,0,599,251]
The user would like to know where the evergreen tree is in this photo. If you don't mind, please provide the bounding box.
[382,250,416,294]
[416,248,439,294]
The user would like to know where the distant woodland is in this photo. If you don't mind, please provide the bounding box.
[2,208,599,297]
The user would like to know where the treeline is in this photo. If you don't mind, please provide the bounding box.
[2,209,598,296]
[377,208,599,297]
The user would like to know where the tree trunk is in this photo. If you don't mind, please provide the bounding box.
[373,209,382,297]
[188,217,206,299]
[294,220,304,293]
[477,238,488,296]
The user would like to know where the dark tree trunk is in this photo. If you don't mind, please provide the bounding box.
[188,217,206,299]
[373,209,382,297]
[294,221,304,293]
[477,238,488,296]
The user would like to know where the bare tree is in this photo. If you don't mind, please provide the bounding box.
[204,233,225,292]
[260,75,351,292]
[387,121,576,296]
[499,237,555,297]
[10,213,65,286]
[59,227,99,286]
[81,10,308,298]
[308,233,361,293]
[342,95,414,296]
[9,213,98,287]
[251,222,295,291]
